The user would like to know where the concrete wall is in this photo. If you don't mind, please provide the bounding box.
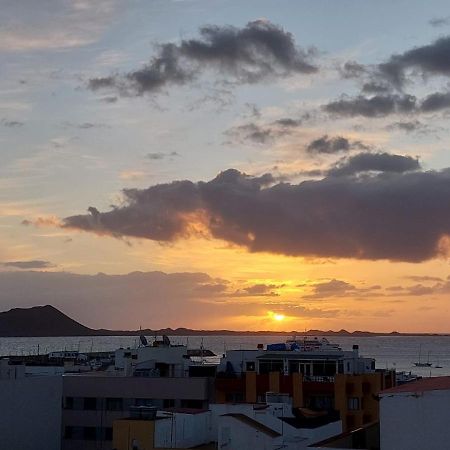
[380,389,450,450]
[0,376,62,450]
[335,373,382,431]
[155,412,211,448]
[62,375,212,450]
[63,374,210,400]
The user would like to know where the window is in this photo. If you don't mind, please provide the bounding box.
[64,397,74,410]
[163,399,175,408]
[106,397,123,411]
[362,382,371,395]
[83,397,97,410]
[346,383,355,395]
[347,397,360,411]
[245,361,255,371]
[181,399,203,408]
[104,427,113,441]
[258,359,283,374]
[64,426,84,440]
[83,427,96,441]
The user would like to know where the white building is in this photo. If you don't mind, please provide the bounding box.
[380,376,450,450]
[214,401,342,450]
[218,341,375,379]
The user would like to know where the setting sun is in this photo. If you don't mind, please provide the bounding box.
[269,312,285,322]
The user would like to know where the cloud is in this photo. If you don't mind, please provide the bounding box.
[225,123,274,144]
[2,260,54,269]
[2,119,24,127]
[386,120,426,133]
[147,151,180,160]
[338,61,367,79]
[280,305,340,318]
[225,116,305,145]
[324,94,417,118]
[0,0,117,52]
[88,20,317,96]
[429,17,450,27]
[63,122,108,130]
[404,275,443,282]
[420,91,450,112]
[327,152,420,177]
[100,96,118,103]
[324,91,450,117]
[0,270,233,328]
[306,135,369,155]
[305,279,356,298]
[59,167,450,262]
[233,283,283,297]
[377,36,450,88]
[361,81,392,94]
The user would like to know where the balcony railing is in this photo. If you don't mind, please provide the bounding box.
[303,375,335,383]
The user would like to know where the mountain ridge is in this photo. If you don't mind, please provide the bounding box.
[0,305,446,337]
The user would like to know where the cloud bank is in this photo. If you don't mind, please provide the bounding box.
[59,167,450,262]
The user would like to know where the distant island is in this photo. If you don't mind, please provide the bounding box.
[0,305,446,337]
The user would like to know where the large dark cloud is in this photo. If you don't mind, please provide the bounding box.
[88,20,317,96]
[328,152,420,177]
[378,36,450,88]
[420,91,450,112]
[61,167,450,262]
[306,135,369,154]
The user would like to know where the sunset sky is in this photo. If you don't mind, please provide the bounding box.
[2,0,450,332]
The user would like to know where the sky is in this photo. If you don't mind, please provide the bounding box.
[2,0,450,332]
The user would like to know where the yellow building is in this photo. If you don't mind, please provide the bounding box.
[112,407,215,450]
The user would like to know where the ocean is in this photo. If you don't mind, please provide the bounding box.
[1,335,449,377]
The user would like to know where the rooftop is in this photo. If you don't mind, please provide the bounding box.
[221,413,281,437]
[381,376,450,395]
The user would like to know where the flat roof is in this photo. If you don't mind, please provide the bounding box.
[381,376,450,395]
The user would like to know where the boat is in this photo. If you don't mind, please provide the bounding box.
[435,356,443,369]
[413,346,432,367]
[267,337,341,352]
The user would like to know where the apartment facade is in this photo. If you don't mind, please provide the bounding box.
[215,344,395,431]
[61,374,214,450]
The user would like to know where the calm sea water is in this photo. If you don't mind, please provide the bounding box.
[1,335,449,377]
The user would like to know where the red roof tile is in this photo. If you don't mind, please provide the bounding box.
[381,376,450,395]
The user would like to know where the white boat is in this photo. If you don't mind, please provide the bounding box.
[284,337,341,352]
